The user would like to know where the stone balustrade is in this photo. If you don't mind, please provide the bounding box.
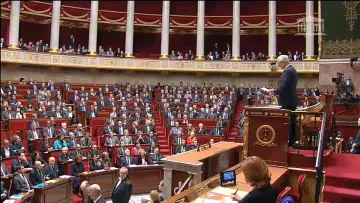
[1,50,319,74]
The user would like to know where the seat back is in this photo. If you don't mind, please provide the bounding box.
[297,174,307,199]
[276,186,291,203]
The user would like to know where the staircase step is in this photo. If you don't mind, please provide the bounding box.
[323,185,360,203]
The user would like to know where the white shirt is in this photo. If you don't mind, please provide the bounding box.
[4,148,10,158]
[33,130,39,139]
[115,178,122,188]
[94,195,102,203]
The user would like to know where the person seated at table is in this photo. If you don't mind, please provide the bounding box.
[105,132,120,149]
[10,135,25,154]
[210,123,224,136]
[57,122,70,137]
[71,144,87,159]
[209,138,215,145]
[89,154,104,171]
[11,152,31,173]
[67,132,77,149]
[1,157,12,180]
[12,165,33,194]
[53,134,68,150]
[136,149,148,165]
[74,123,85,137]
[70,116,80,126]
[120,149,134,167]
[169,122,183,135]
[43,119,56,138]
[134,131,147,144]
[188,140,199,150]
[58,147,72,165]
[101,151,111,168]
[30,161,45,186]
[197,123,208,135]
[145,131,157,144]
[40,134,53,152]
[131,141,143,156]
[1,180,8,203]
[186,131,197,145]
[88,145,102,159]
[185,123,196,135]
[149,190,161,203]
[117,141,128,157]
[30,151,46,166]
[114,121,125,136]
[43,157,59,180]
[80,132,92,148]
[71,155,85,197]
[146,141,157,154]
[231,156,277,203]
[175,140,189,154]
[149,147,164,164]
[1,139,15,158]
[120,129,133,145]
[88,184,106,203]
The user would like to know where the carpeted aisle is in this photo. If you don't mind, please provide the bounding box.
[323,153,360,203]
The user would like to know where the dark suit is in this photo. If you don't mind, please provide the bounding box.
[1,147,15,159]
[42,164,59,180]
[111,178,132,203]
[175,145,189,154]
[30,170,45,185]
[11,159,30,174]
[136,157,148,165]
[12,174,32,193]
[120,156,134,167]
[1,164,9,177]
[274,65,298,146]
[40,140,53,152]
[117,147,127,157]
[43,126,56,138]
[89,160,104,171]
[149,154,164,164]
[89,196,106,203]
[1,180,8,202]
[210,128,224,136]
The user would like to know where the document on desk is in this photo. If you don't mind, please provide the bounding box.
[211,187,248,198]
[3,200,16,203]
[195,198,220,203]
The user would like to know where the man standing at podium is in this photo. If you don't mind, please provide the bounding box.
[267,55,298,146]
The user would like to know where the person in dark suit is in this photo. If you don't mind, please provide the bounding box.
[1,180,8,202]
[71,144,86,158]
[12,165,33,194]
[149,148,164,164]
[29,161,45,186]
[136,149,148,165]
[1,139,15,158]
[267,55,298,146]
[88,184,106,203]
[1,160,11,180]
[89,154,104,171]
[43,120,56,138]
[231,156,277,203]
[11,152,30,174]
[117,141,128,158]
[210,123,224,136]
[120,149,134,167]
[43,157,59,180]
[111,167,132,203]
[175,140,189,154]
[71,155,85,197]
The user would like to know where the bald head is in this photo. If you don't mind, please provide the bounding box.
[88,184,101,199]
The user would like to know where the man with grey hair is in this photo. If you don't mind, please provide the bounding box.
[266,55,298,146]
[88,184,106,203]
[29,161,44,185]
[112,167,132,203]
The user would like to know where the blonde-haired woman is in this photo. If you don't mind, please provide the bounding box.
[231,156,276,203]
[149,190,161,203]
[186,131,197,145]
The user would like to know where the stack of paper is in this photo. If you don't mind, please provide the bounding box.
[211,187,248,198]
[195,198,220,203]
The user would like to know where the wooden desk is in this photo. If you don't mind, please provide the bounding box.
[163,164,288,203]
[6,191,33,203]
[79,165,164,201]
[162,141,242,199]
[34,177,74,203]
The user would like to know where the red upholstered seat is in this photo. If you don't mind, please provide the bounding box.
[289,174,307,200]
[277,186,291,203]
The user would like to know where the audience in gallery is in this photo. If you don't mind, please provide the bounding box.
[1,36,307,62]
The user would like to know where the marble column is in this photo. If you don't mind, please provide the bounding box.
[267,1,277,60]
[159,1,170,59]
[305,0,315,60]
[231,1,241,60]
[195,1,205,60]
[49,1,61,52]
[8,1,21,49]
[125,1,135,58]
[163,168,173,199]
[88,1,99,55]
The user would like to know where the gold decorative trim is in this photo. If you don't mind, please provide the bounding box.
[49,48,59,53]
[99,13,125,23]
[255,125,277,147]
[159,54,169,60]
[88,51,97,56]
[267,56,277,61]
[343,1,359,31]
[322,38,360,59]
[231,56,241,61]
[0,50,320,74]
[195,56,205,61]
[7,44,19,50]
[22,2,51,14]
[61,8,89,19]
[135,17,160,25]
[243,116,249,158]
[125,53,134,58]
[304,56,316,61]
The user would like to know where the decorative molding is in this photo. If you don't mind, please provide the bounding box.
[343,1,359,31]
[322,38,360,59]
[0,50,320,74]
